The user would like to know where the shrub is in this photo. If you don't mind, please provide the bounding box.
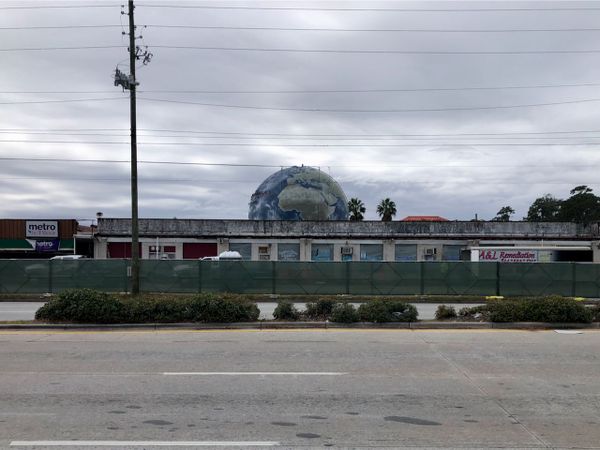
[35,288,125,323]
[186,294,259,322]
[330,303,359,323]
[273,301,300,321]
[358,300,418,322]
[592,303,600,322]
[305,298,337,319]
[36,291,260,324]
[122,296,192,323]
[435,305,457,320]
[458,305,488,320]
[487,296,592,323]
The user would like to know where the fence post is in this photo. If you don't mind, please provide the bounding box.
[198,260,203,293]
[496,262,500,296]
[345,262,350,295]
[48,260,53,294]
[124,261,129,293]
[272,261,276,294]
[420,261,425,295]
[571,262,576,297]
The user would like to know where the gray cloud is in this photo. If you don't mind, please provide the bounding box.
[1,1,600,223]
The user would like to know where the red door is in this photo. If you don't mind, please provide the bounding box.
[107,242,141,258]
[183,243,218,259]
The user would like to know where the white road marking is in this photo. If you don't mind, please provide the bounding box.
[163,371,346,376]
[10,441,280,447]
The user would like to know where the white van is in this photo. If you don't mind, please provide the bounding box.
[199,251,242,261]
[50,255,87,260]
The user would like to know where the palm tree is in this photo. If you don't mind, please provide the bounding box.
[347,197,366,221]
[377,198,396,222]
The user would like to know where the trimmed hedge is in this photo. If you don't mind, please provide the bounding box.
[487,296,592,323]
[36,290,259,323]
[273,301,301,321]
[305,298,337,319]
[330,303,359,323]
[435,305,457,320]
[593,303,600,322]
[358,300,418,323]
[35,290,594,325]
[35,289,125,324]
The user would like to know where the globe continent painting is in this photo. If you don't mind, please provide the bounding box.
[248,166,349,220]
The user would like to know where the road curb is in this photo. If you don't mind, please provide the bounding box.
[0,321,598,331]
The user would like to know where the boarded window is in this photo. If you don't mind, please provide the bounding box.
[278,243,300,261]
[229,243,252,260]
[311,244,333,261]
[395,244,417,261]
[360,244,383,261]
[442,245,464,261]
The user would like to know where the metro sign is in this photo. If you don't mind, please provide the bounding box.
[26,220,58,238]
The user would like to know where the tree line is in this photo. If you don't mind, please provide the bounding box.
[348,185,600,223]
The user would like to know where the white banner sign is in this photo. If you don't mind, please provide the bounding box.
[25,220,58,238]
[478,249,538,263]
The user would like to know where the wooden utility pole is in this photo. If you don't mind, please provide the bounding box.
[128,0,140,294]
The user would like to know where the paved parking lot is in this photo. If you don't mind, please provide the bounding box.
[0,328,599,448]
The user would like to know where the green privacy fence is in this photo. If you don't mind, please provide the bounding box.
[1,259,600,297]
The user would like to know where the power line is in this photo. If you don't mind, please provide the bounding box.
[0,25,121,30]
[4,45,600,55]
[8,24,600,33]
[0,176,254,183]
[6,94,600,111]
[4,130,600,142]
[0,91,120,94]
[0,156,281,168]
[0,156,597,170]
[3,139,600,147]
[139,96,600,113]
[4,127,600,137]
[0,4,119,10]
[0,97,125,105]
[0,45,122,52]
[0,175,593,186]
[136,4,600,13]
[4,81,600,93]
[141,82,600,93]
[151,45,600,55]
[142,25,600,33]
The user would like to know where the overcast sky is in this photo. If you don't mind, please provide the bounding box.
[1,0,600,223]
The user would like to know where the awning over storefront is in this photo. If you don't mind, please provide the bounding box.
[0,239,34,251]
[0,239,74,252]
[59,239,75,251]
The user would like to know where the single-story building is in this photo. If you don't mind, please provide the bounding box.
[94,218,600,263]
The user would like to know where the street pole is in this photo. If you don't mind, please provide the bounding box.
[128,0,140,294]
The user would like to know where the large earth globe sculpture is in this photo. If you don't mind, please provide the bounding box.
[248,166,349,220]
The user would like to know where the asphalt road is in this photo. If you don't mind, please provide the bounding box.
[0,329,599,449]
[0,302,484,321]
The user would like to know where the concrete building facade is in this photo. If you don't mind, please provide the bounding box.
[95,218,600,263]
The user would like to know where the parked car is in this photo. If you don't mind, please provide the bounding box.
[199,251,242,261]
[50,255,87,260]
